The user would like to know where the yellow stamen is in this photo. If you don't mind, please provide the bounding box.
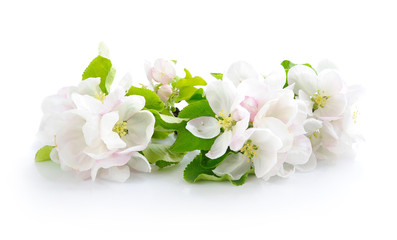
[95,91,106,103]
[112,121,128,137]
[216,110,236,131]
[311,90,329,110]
[240,140,258,162]
[161,72,166,75]
[352,109,360,124]
[54,135,58,148]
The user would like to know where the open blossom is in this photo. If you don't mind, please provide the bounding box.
[186,79,249,159]
[288,65,347,121]
[145,58,176,85]
[37,79,155,182]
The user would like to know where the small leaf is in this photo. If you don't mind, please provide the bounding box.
[150,110,187,131]
[200,150,232,169]
[210,73,223,80]
[126,86,164,111]
[170,121,216,152]
[35,145,55,162]
[281,60,316,88]
[82,55,115,94]
[186,88,205,103]
[171,60,177,64]
[156,160,178,168]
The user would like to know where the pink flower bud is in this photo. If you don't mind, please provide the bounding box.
[150,59,176,85]
[157,84,173,102]
[240,96,259,122]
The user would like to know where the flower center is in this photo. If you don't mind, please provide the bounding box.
[161,72,166,76]
[215,111,236,131]
[308,130,320,140]
[112,121,128,137]
[240,140,258,162]
[352,108,360,124]
[95,91,106,103]
[311,90,329,110]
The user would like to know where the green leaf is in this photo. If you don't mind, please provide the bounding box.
[171,60,177,64]
[183,153,249,186]
[142,143,185,168]
[170,121,216,152]
[150,110,187,131]
[126,86,164,111]
[35,145,55,162]
[175,86,199,102]
[155,160,178,168]
[186,88,205,103]
[200,150,232,169]
[170,99,217,152]
[178,99,215,119]
[82,55,115,94]
[174,68,207,89]
[210,73,223,80]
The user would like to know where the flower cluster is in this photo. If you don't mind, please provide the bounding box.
[35,45,362,185]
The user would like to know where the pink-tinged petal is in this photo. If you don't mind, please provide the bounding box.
[285,135,312,165]
[128,152,151,173]
[206,130,233,159]
[90,152,132,181]
[226,61,259,86]
[237,79,271,109]
[157,84,173,102]
[206,80,237,115]
[101,88,124,114]
[99,165,130,182]
[186,117,220,139]
[318,69,343,96]
[288,65,318,95]
[229,109,250,151]
[100,112,126,150]
[56,113,95,171]
[213,153,251,180]
[296,153,317,171]
[315,93,347,120]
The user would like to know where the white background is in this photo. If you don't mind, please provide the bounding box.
[1,0,396,239]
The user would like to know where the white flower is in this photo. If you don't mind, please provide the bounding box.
[54,92,155,181]
[186,79,250,159]
[145,58,176,85]
[225,61,261,87]
[213,128,283,179]
[288,65,347,121]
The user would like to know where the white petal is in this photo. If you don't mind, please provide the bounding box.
[314,93,347,120]
[288,65,318,95]
[50,148,59,164]
[81,115,100,147]
[229,109,250,151]
[205,130,233,159]
[263,65,286,90]
[254,117,293,153]
[317,59,337,73]
[119,72,133,92]
[277,163,295,178]
[91,152,132,180]
[318,69,343,96]
[117,95,146,121]
[226,61,259,86]
[71,93,102,115]
[186,117,220,139]
[99,165,130,182]
[254,149,279,178]
[304,118,323,134]
[128,152,151,172]
[122,110,155,153]
[285,135,312,165]
[100,112,126,149]
[213,153,251,180]
[77,78,101,96]
[237,79,271,108]
[206,80,237,114]
[296,153,317,171]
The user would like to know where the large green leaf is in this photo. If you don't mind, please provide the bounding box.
[174,69,207,89]
[143,143,185,168]
[82,55,115,94]
[126,86,164,111]
[35,145,55,162]
[175,86,199,102]
[170,100,217,152]
[183,153,249,186]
